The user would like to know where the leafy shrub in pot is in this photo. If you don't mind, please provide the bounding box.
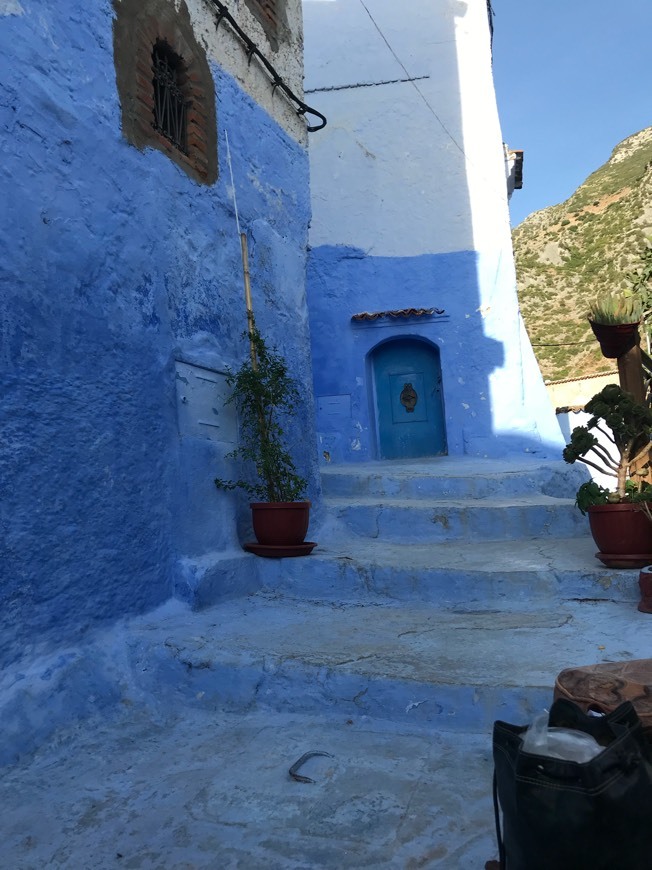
[214,324,310,546]
[563,384,652,562]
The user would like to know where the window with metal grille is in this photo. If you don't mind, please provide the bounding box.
[114,0,218,184]
[152,41,189,154]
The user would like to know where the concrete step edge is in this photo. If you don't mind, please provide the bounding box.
[324,495,578,508]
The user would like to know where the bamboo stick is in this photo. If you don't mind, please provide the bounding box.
[239,231,257,371]
[225,129,258,372]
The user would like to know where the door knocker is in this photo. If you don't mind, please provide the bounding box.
[400,382,418,413]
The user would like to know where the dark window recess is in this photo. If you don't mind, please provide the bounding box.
[152,41,190,153]
[113,0,218,184]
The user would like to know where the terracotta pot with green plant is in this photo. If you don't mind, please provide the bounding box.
[563,384,652,566]
[214,324,314,555]
[588,291,642,359]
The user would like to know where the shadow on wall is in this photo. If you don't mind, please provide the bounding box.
[0,1,315,668]
[303,0,561,466]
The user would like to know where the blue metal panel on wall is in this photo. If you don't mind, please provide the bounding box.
[372,339,446,459]
[316,394,352,428]
[175,362,238,443]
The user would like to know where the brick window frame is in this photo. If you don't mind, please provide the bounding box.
[113,0,217,185]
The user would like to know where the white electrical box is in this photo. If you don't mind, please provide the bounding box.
[174,361,238,443]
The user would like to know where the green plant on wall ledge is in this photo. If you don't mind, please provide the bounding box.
[214,324,307,503]
[587,289,642,325]
[563,384,652,508]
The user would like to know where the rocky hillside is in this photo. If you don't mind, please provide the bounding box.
[513,126,652,382]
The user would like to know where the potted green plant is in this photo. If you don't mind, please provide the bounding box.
[214,324,314,554]
[588,290,642,358]
[563,384,652,566]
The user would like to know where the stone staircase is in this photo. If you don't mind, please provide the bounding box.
[318,456,589,545]
[259,456,636,608]
[168,455,646,731]
[7,456,650,868]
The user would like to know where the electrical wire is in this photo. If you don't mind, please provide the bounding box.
[532,341,597,347]
[224,130,241,235]
[357,0,466,160]
[356,0,507,206]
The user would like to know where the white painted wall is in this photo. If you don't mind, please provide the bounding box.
[553,375,622,490]
[546,373,619,409]
[303,0,510,258]
[303,0,565,455]
[556,410,615,490]
[184,0,308,143]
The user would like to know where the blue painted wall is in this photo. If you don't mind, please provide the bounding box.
[303,0,565,467]
[0,0,315,667]
[309,245,565,464]
[310,246,506,463]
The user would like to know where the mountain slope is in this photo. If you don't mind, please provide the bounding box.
[513,126,652,382]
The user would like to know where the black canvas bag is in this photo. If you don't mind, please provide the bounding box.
[491,699,652,869]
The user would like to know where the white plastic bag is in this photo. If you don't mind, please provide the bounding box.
[522,712,603,762]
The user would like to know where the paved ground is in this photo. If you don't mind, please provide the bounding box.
[1,707,496,869]
[3,457,648,868]
[128,596,651,731]
[4,591,652,868]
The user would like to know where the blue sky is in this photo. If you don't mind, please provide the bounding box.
[491,0,652,227]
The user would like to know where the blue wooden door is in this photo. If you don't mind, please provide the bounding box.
[372,339,446,459]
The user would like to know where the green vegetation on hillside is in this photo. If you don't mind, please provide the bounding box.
[513,127,652,382]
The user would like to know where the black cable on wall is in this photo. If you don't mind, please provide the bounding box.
[208,0,327,132]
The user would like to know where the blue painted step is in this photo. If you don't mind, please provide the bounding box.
[317,457,589,543]
[259,537,638,607]
[178,459,598,608]
[324,495,586,542]
[320,458,587,500]
[128,596,651,734]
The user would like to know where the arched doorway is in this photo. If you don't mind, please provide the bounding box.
[371,338,447,459]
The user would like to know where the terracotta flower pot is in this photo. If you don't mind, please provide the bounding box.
[588,502,652,567]
[638,567,652,613]
[250,501,310,546]
[589,320,640,359]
